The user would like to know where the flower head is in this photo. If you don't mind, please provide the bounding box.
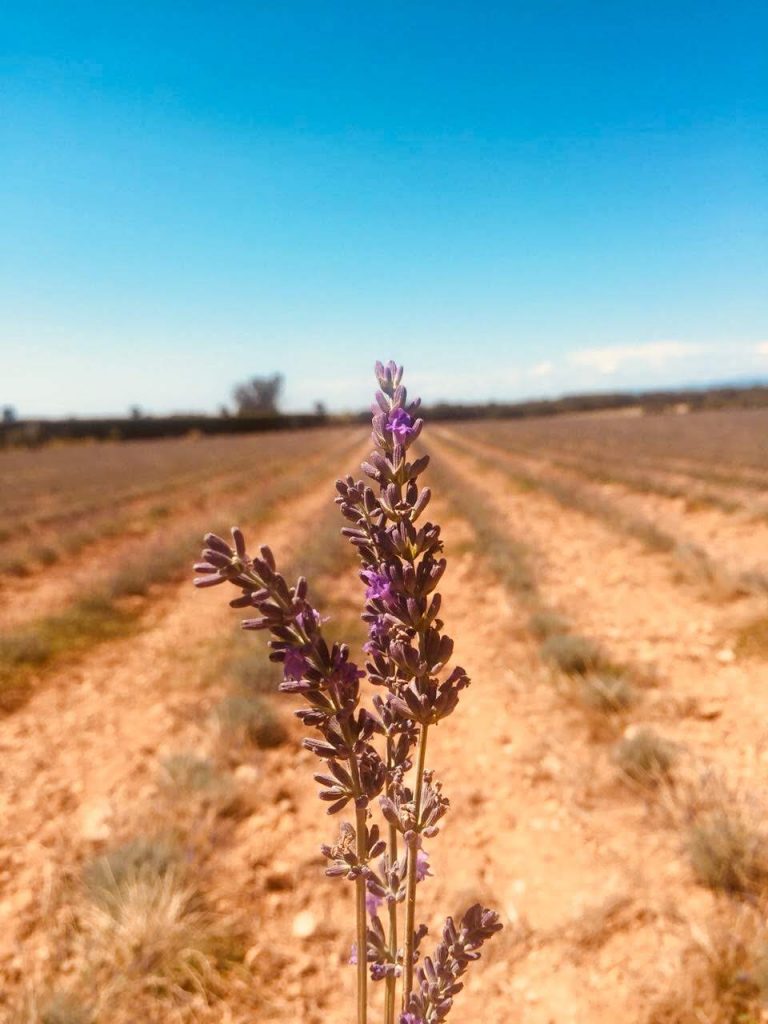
[415,848,431,883]
[283,647,308,681]
[361,568,394,605]
[387,407,417,442]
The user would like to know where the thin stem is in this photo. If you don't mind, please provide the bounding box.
[384,737,398,1024]
[347,755,369,1024]
[401,724,429,1012]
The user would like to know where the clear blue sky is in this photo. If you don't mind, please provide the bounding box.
[2,2,767,416]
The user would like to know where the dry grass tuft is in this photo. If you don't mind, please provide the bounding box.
[39,992,94,1024]
[688,810,768,897]
[75,836,247,1014]
[528,609,569,640]
[734,616,768,659]
[83,837,181,907]
[579,672,637,714]
[79,872,245,1002]
[615,728,678,787]
[214,694,287,751]
[541,633,605,676]
[644,905,768,1024]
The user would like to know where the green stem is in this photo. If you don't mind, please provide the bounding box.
[401,724,429,1012]
[348,758,369,1024]
[384,738,398,1024]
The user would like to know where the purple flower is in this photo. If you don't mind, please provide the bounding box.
[387,407,417,441]
[349,943,358,966]
[415,849,431,883]
[361,568,394,605]
[283,647,307,681]
[400,1015,425,1024]
[334,658,365,688]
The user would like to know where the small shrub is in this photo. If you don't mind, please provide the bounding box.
[214,694,287,749]
[688,811,768,896]
[528,609,569,640]
[83,837,181,908]
[541,632,604,676]
[615,728,677,786]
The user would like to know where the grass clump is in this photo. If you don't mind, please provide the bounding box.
[83,837,181,907]
[528,609,569,640]
[579,673,637,715]
[78,834,247,1008]
[688,810,768,897]
[644,907,768,1024]
[105,537,192,598]
[158,753,242,817]
[615,728,678,787]
[541,632,604,676]
[80,871,245,1002]
[39,993,94,1024]
[214,693,287,749]
[160,753,224,794]
[227,646,282,694]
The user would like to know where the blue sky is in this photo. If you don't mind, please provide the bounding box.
[2,2,767,416]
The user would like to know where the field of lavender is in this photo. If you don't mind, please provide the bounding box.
[3,395,768,1024]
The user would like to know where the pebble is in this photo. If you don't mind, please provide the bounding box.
[234,764,259,785]
[292,910,317,938]
[79,798,112,842]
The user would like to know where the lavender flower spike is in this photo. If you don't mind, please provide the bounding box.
[194,361,501,1024]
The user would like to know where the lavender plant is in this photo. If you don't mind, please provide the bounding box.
[194,361,501,1023]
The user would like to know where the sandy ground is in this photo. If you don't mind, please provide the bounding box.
[3,428,768,1022]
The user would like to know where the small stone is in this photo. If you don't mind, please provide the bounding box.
[265,864,293,891]
[716,648,735,664]
[234,764,259,785]
[292,910,317,938]
[80,798,112,842]
[695,701,724,721]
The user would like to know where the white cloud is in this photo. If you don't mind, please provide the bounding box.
[756,342,768,357]
[528,361,553,378]
[568,341,706,376]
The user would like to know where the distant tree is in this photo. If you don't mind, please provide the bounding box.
[232,373,284,417]
[218,404,230,418]
[129,405,143,420]
[2,406,17,424]
[314,400,328,417]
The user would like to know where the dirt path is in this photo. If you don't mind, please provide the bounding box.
[430,430,768,795]
[0,443,366,996]
[448,428,768,590]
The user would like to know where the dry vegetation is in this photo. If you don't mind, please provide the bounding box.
[3,406,768,1022]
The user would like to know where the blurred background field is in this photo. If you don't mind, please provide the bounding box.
[3,403,768,1022]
